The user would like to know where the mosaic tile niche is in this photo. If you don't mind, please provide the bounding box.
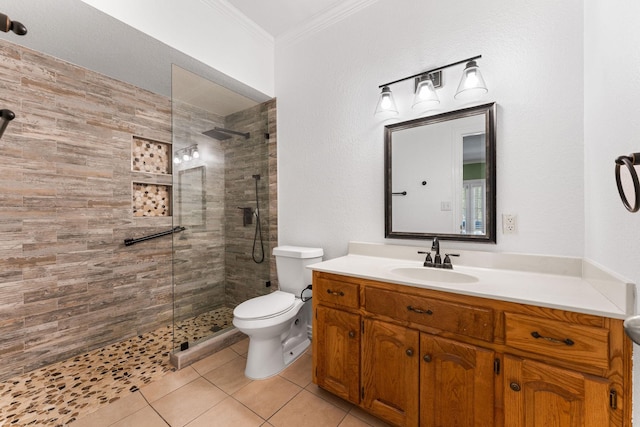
[132,136,171,174]
[133,183,171,217]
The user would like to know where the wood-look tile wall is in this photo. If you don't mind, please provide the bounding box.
[224,101,277,306]
[0,39,177,380]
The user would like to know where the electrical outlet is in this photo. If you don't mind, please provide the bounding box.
[502,214,517,234]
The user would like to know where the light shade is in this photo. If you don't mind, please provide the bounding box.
[455,60,488,100]
[374,86,399,117]
[412,76,440,110]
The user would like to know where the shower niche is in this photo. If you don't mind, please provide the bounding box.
[131,136,173,217]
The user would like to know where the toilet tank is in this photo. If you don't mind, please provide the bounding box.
[273,246,323,294]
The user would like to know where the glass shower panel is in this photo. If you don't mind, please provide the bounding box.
[170,65,274,353]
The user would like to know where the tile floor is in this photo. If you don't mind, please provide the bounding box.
[0,307,234,426]
[71,340,391,427]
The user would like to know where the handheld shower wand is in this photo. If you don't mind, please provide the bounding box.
[0,13,27,35]
[0,109,15,140]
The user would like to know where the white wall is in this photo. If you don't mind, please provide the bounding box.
[276,0,584,260]
[584,0,640,421]
[79,0,275,97]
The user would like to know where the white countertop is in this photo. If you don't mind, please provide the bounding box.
[308,242,636,320]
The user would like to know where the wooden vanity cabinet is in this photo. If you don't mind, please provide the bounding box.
[312,274,362,404]
[362,318,420,426]
[312,271,632,427]
[503,355,610,427]
[314,306,361,403]
[420,335,495,427]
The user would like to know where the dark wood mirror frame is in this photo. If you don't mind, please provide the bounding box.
[384,102,497,243]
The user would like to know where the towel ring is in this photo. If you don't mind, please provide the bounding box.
[615,153,640,212]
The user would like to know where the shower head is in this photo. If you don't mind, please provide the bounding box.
[202,127,250,141]
[0,13,27,35]
[202,128,231,140]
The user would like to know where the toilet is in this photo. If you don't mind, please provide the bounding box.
[232,245,323,379]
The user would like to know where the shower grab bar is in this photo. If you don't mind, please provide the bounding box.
[0,109,15,140]
[124,226,186,246]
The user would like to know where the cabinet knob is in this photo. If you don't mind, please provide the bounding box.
[349,330,356,338]
[406,348,414,357]
[327,289,345,297]
[423,354,432,363]
[509,382,521,392]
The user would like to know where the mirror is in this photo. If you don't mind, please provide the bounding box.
[385,102,496,242]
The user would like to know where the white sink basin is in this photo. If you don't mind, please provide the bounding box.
[390,267,479,284]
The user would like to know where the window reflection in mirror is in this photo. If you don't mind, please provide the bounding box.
[385,103,496,243]
[461,133,486,235]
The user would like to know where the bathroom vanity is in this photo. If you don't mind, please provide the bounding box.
[310,243,634,427]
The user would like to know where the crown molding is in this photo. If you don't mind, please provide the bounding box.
[277,0,381,47]
[199,0,274,47]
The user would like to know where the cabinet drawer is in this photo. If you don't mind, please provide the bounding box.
[315,276,360,309]
[504,312,610,370]
[365,287,494,341]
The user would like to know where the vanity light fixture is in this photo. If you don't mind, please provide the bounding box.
[412,74,440,109]
[173,144,199,164]
[374,86,399,118]
[375,55,487,117]
[454,60,487,100]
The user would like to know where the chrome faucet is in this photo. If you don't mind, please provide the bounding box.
[431,237,442,267]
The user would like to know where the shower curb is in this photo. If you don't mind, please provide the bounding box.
[169,328,246,370]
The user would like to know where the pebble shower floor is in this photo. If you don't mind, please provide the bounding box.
[0,307,234,426]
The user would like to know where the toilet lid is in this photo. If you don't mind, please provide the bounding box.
[233,291,296,320]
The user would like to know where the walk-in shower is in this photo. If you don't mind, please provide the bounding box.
[170,65,275,366]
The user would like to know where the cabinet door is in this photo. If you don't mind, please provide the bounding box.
[504,355,611,427]
[314,306,360,403]
[362,319,419,427]
[420,335,495,427]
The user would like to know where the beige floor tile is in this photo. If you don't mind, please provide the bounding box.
[140,366,200,403]
[185,396,264,427]
[279,353,312,387]
[269,389,347,427]
[233,375,301,419]
[231,338,249,356]
[71,391,149,427]
[203,356,253,394]
[111,406,169,427]
[151,377,227,427]
[347,407,392,427]
[190,347,239,375]
[304,383,354,413]
[338,414,374,427]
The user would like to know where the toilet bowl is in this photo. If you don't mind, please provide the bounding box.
[232,246,323,379]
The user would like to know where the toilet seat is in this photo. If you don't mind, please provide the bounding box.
[233,291,295,321]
